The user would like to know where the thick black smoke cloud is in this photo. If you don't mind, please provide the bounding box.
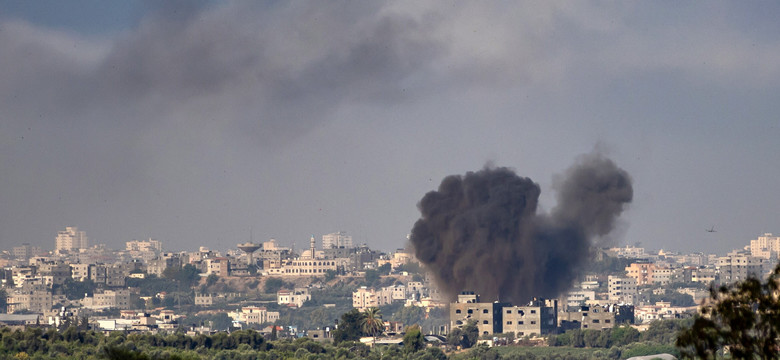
[410,153,632,303]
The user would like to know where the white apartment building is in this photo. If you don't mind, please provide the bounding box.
[608,276,637,304]
[353,287,379,310]
[235,306,280,325]
[749,233,780,259]
[55,226,88,252]
[564,290,597,307]
[277,288,311,308]
[322,231,353,249]
[126,238,163,252]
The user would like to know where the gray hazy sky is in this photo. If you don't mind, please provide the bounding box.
[1,1,779,254]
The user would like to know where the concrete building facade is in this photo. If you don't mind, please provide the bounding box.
[55,226,88,252]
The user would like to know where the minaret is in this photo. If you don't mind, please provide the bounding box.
[310,235,316,259]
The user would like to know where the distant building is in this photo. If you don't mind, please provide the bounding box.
[206,257,230,277]
[236,306,279,325]
[607,245,646,259]
[749,233,780,259]
[353,287,382,310]
[608,276,637,304]
[322,231,353,249]
[6,286,53,314]
[625,262,671,285]
[277,288,311,308]
[55,227,88,252]
[82,289,131,310]
[12,243,42,261]
[449,292,510,337]
[502,299,558,337]
[559,304,634,330]
[717,251,765,284]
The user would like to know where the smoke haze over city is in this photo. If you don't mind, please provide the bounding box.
[1,2,779,253]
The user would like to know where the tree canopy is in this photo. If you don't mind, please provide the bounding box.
[677,263,780,359]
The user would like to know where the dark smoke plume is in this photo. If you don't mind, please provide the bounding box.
[410,153,632,303]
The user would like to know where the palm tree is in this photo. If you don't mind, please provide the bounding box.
[360,307,384,342]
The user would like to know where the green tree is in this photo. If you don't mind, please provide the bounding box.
[264,278,285,294]
[449,320,479,349]
[59,278,97,300]
[364,269,380,286]
[0,289,6,313]
[163,264,200,288]
[205,274,219,287]
[677,263,780,359]
[360,307,384,339]
[377,263,392,275]
[403,324,425,353]
[332,309,364,344]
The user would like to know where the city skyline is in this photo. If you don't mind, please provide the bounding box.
[2,2,780,254]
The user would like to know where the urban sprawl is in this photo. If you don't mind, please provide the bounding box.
[1,227,778,347]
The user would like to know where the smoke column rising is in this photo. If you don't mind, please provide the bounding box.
[410,153,632,303]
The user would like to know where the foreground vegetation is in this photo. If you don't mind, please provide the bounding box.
[0,326,447,360]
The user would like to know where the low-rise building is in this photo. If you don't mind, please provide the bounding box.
[277,288,311,308]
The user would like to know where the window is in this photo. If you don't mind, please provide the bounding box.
[530,310,536,314]
[467,309,473,314]
[483,309,489,314]
[518,321,523,325]
[531,321,536,325]
[506,310,512,314]
[456,309,461,314]
[506,321,512,325]
[593,319,600,323]
[605,319,611,323]
[483,320,489,324]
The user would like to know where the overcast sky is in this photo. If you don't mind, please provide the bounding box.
[1,1,779,254]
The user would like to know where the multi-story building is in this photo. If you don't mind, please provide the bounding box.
[12,243,42,260]
[238,306,276,325]
[608,276,637,304]
[146,253,183,276]
[625,262,654,285]
[564,290,597,308]
[502,299,558,337]
[559,304,634,331]
[126,238,163,253]
[449,292,510,337]
[749,233,780,259]
[625,262,671,286]
[691,267,717,284]
[82,289,131,310]
[353,287,381,310]
[55,226,88,252]
[206,258,230,277]
[37,262,71,286]
[6,286,53,314]
[607,246,646,258]
[322,231,353,249]
[70,263,95,282]
[717,252,765,284]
